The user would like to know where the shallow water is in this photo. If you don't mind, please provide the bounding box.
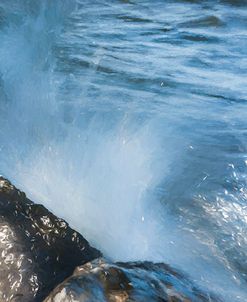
[0,0,247,301]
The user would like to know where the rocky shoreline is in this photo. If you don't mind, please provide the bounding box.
[0,178,220,302]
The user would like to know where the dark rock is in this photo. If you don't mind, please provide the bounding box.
[0,177,101,302]
[44,258,221,302]
[0,177,221,302]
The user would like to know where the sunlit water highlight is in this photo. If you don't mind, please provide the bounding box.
[0,0,247,301]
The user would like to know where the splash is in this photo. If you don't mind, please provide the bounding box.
[0,1,247,301]
[0,0,171,262]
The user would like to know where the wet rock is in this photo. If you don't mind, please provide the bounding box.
[0,177,221,302]
[44,258,221,302]
[0,177,101,302]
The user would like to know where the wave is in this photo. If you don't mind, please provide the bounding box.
[0,1,247,301]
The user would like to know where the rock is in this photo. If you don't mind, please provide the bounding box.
[0,177,221,302]
[44,258,221,302]
[0,177,101,302]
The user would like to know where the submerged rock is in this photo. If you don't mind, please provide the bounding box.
[0,177,101,302]
[44,258,220,302]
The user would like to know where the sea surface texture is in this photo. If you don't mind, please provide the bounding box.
[0,1,246,301]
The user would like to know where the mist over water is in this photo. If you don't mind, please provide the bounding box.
[0,0,247,301]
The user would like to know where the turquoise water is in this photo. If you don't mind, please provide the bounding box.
[0,1,247,300]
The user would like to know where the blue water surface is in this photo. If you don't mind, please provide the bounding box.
[0,1,247,301]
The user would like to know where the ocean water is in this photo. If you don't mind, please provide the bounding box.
[0,0,247,301]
